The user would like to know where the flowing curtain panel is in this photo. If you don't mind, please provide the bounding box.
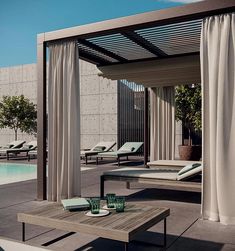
[150,87,175,161]
[48,41,81,202]
[201,14,235,224]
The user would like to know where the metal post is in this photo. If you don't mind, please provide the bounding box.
[164,218,167,247]
[22,222,25,242]
[124,242,128,251]
[37,34,47,200]
[100,175,105,198]
[144,88,149,167]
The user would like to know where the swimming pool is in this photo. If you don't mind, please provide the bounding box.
[0,163,95,185]
[0,163,36,185]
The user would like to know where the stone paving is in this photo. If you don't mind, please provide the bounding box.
[0,157,234,251]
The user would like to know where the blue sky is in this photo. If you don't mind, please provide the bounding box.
[0,0,201,67]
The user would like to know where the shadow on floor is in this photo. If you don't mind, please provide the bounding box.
[95,158,144,167]
[126,188,201,204]
[72,232,224,251]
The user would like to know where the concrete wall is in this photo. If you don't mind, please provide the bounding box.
[0,61,118,149]
[0,61,180,157]
[80,60,117,150]
[0,64,37,144]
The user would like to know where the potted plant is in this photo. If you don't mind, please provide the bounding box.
[175,84,202,160]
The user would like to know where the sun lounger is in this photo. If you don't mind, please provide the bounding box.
[80,141,116,164]
[0,236,52,250]
[0,140,25,150]
[28,149,49,161]
[28,149,38,161]
[96,142,143,166]
[100,163,202,197]
[5,141,37,160]
[0,140,26,158]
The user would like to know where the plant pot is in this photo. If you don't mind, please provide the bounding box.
[178,145,202,161]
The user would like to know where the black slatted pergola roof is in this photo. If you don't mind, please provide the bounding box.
[39,0,235,67]
[79,19,202,65]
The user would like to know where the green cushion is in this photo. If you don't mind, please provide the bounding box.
[93,146,106,151]
[3,144,14,149]
[22,145,33,150]
[178,163,201,175]
[119,146,135,152]
[177,163,202,181]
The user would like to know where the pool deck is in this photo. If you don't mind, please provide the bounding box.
[0,157,234,251]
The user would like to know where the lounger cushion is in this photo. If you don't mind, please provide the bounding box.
[93,146,106,151]
[177,164,202,181]
[2,144,14,149]
[22,144,33,150]
[119,147,135,152]
[178,163,201,175]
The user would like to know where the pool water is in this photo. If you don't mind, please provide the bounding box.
[0,163,96,185]
[0,163,36,185]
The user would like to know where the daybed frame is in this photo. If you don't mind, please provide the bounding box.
[100,172,201,198]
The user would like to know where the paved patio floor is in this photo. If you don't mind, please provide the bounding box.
[0,157,234,251]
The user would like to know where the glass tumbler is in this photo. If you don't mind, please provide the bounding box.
[106,193,116,208]
[115,196,125,212]
[90,198,100,214]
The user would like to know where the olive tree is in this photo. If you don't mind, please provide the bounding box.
[175,84,202,145]
[0,95,37,140]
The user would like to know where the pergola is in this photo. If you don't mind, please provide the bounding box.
[37,0,235,202]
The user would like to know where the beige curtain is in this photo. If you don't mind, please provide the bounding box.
[150,87,175,161]
[201,13,235,224]
[48,41,81,202]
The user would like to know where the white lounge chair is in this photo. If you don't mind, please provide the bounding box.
[96,142,143,166]
[80,141,116,164]
[0,140,26,158]
[5,141,37,160]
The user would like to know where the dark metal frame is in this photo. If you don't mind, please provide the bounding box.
[100,173,201,198]
[37,0,235,199]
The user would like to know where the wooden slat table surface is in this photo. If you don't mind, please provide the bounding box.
[18,202,170,242]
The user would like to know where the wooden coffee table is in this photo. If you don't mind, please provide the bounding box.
[18,202,170,250]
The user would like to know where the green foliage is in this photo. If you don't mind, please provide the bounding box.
[175,84,202,145]
[0,95,37,140]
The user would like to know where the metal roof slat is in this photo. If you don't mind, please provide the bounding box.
[122,31,167,58]
[78,39,128,63]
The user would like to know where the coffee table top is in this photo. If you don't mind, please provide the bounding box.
[18,202,170,242]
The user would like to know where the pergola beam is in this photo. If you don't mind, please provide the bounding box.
[122,31,167,58]
[41,0,235,43]
[79,50,111,65]
[78,39,128,63]
[37,38,47,200]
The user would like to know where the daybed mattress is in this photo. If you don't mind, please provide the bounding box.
[103,167,178,180]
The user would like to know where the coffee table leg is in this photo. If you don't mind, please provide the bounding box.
[164,218,167,247]
[124,242,128,251]
[22,222,25,242]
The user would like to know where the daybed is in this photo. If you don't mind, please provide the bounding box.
[100,163,202,197]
